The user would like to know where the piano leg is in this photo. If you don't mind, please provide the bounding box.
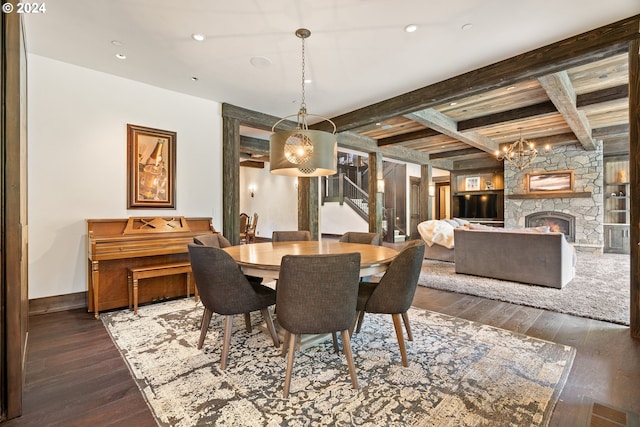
[91,261,100,319]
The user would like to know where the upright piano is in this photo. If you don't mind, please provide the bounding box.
[87,216,215,318]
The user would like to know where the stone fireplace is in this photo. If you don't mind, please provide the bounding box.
[503,143,604,253]
[525,211,575,242]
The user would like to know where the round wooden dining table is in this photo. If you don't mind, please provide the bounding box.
[222,240,398,279]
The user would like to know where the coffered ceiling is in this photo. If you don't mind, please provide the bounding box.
[23,2,640,170]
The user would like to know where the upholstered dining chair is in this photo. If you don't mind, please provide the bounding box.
[193,233,264,331]
[352,239,425,367]
[338,231,380,245]
[187,244,279,370]
[271,230,312,242]
[276,252,361,398]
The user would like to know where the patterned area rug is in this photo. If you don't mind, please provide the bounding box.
[419,252,629,325]
[102,298,575,426]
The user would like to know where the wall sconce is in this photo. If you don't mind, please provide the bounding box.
[377,179,385,194]
[248,185,256,197]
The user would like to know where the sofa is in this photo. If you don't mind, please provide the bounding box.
[453,227,576,288]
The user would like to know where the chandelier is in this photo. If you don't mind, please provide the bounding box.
[496,131,550,171]
[270,29,337,177]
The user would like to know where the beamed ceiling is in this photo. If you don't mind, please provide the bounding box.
[238,15,639,172]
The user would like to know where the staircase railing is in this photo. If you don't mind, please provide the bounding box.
[322,174,368,221]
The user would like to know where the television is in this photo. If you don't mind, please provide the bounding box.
[454,194,498,219]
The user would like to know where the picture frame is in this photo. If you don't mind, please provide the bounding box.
[527,170,574,193]
[465,176,480,191]
[127,124,177,208]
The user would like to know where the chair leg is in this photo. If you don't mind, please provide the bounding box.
[283,333,298,398]
[332,332,340,354]
[244,312,252,332]
[401,312,413,341]
[260,308,280,348]
[220,315,234,370]
[355,310,366,333]
[340,330,358,390]
[281,330,290,357]
[392,313,409,367]
[197,308,213,349]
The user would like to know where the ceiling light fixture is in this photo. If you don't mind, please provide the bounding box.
[461,23,473,31]
[496,129,551,170]
[191,33,205,42]
[404,24,418,33]
[115,53,126,60]
[269,28,337,177]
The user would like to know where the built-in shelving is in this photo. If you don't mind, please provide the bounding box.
[603,156,629,254]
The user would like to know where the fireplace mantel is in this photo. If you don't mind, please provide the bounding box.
[507,191,592,200]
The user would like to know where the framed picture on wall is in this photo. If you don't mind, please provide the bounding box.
[527,170,574,193]
[465,176,480,191]
[127,124,177,208]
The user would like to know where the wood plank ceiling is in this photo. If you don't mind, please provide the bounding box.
[239,17,635,172]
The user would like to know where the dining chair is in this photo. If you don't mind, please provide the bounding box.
[193,233,264,330]
[239,212,250,243]
[276,252,361,398]
[187,244,279,370]
[338,231,380,245]
[193,233,232,248]
[271,230,312,242]
[245,213,258,243]
[352,239,425,367]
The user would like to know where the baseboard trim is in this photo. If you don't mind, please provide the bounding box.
[29,292,87,315]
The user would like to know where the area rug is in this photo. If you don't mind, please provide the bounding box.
[419,252,629,325]
[102,298,575,426]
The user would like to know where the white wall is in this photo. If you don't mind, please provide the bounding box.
[239,165,298,238]
[28,55,224,299]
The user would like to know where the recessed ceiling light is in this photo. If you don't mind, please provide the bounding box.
[404,24,418,33]
[450,102,457,106]
[376,122,382,126]
[250,56,272,69]
[304,79,312,84]
[191,33,205,42]
[111,40,123,46]
[507,86,516,91]
[115,53,126,60]
[461,23,473,31]
[191,76,199,81]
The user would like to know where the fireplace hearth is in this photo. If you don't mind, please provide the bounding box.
[525,211,575,242]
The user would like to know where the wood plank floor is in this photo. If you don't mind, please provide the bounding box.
[4,287,640,426]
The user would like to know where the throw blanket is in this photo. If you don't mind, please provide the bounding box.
[418,220,455,249]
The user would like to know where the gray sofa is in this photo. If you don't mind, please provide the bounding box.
[453,227,576,288]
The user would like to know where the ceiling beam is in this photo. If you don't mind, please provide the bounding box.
[458,101,558,131]
[239,160,265,169]
[337,131,430,164]
[576,84,629,107]
[593,123,629,138]
[239,135,269,156]
[429,147,486,159]
[311,15,639,133]
[377,127,440,146]
[538,71,597,150]
[406,109,499,154]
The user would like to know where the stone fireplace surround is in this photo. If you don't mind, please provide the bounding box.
[503,143,604,253]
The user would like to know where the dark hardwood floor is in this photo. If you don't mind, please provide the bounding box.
[4,287,640,426]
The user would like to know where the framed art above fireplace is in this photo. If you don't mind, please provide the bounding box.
[527,170,573,193]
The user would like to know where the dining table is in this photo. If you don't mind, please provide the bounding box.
[222,240,399,281]
[222,240,399,348]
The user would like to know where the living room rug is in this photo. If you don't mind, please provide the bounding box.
[103,298,575,427]
[419,252,629,325]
